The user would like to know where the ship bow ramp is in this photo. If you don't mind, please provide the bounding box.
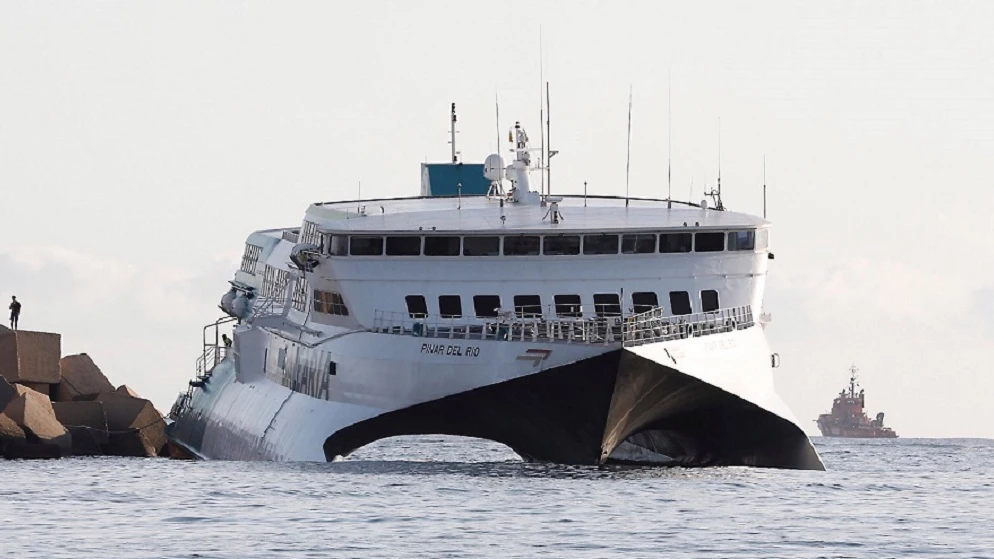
[323,345,824,471]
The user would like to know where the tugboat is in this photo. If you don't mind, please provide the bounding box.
[816,365,897,438]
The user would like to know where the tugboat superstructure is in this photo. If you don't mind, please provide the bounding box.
[167,103,824,470]
[816,365,898,438]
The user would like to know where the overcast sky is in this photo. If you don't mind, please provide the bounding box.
[1,1,992,438]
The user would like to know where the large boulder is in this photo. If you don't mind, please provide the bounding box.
[54,353,115,402]
[0,330,62,385]
[3,385,72,458]
[85,392,167,457]
[52,401,109,456]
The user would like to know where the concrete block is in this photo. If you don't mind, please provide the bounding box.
[115,384,142,398]
[65,425,108,456]
[52,401,108,431]
[0,330,62,384]
[3,385,72,457]
[90,392,167,457]
[55,353,115,402]
[16,382,52,399]
[0,376,16,413]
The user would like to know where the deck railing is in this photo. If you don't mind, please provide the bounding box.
[371,305,754,347]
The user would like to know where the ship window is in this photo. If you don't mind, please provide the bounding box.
[463,236,501,256]
[313,290,349,316]
[405,295,428,318]
[632,292,659,314]
[669,291,692,315]
[385,236,422,256]
[277,347,287,370]
[328,361,337,376]
[583,234,620,255]
[756,229,770,251]
[659,233,692,253]
[239,243,262,274]
[622,233,657,254]
[473,295,502,318]
[350,236,384,256]
[504,235,540,255]
[438,295,462,318]
[543,235,580,255]
[328,235,349,256]
[593,293,622,317]
[695,232,724,252]
[554,294,582,318]
[513,295,542,318]
[727,231,755,251]
[701,290,719,312]
[424,236,461,256]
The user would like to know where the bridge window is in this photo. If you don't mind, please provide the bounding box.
[632,292,658,314]
[386,236,422,256]
[543,235,581,255]
[513,295,542,318]
[701,290,719,312]
[593,293,622,317]
[669,291,692,315]
[504,235,541,255]
[439,295,462,318]
[239,243,262,274]
[727,231,755,251]
[622,233,656,254]
[554,294,582,318]
[405,295,428,318]
[313,290,349,316]
[424,236,461,256]
[756,229,770,251]
[463,236,501,256]
[328,235,349,256]
[473,295,502,318]
[583,234,620,255]
[694,232,724,252]
[659,233,693,253]
[350,236,384,256]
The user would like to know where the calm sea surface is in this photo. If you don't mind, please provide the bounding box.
[1,437,992,559]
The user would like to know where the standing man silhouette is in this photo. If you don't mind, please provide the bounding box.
[9,296,21,330]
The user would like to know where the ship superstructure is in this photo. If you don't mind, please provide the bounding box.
[166,103,824,470]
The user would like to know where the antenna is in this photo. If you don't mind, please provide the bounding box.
[763,155,767,219]
[667,70,672,209]
[546,82,556,196]
[717,116,722,203]
[450,103,458,163]
[495,90,501,155]
[625,85,633,207]
[538,26,545,198]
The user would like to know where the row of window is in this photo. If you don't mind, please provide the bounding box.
[328,230,769,257]
[404,290,720,320]
[240,244,262,275]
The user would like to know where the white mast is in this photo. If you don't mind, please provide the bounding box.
[625,85,633,207]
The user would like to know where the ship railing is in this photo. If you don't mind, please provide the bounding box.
[171,316,237,419]
[621,305,755,347]
[372,309,626,345]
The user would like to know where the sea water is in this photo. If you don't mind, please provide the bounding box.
[1,437,991,558]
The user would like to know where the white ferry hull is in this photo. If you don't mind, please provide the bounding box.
[167,323,823,470]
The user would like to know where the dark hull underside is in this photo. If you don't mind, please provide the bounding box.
[325,350,824,470]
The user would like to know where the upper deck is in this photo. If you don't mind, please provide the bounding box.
[308,195,768,235]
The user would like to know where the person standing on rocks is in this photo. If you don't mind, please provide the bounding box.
[9,296,21,330]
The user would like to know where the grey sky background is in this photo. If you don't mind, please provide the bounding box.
[1,1,992,437]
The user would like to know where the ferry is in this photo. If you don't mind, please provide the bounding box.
[166,103,824,470]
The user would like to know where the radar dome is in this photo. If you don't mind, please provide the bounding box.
[484,154,505,181]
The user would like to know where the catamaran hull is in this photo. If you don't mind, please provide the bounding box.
[167,324,823,470]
